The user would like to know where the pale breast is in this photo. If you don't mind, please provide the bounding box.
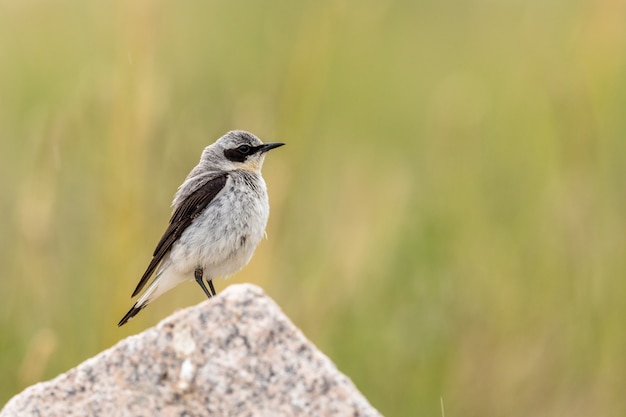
[170,171,269,279]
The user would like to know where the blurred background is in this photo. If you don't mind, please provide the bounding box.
[1,0,625,415]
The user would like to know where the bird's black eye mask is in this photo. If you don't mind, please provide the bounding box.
[223,144,260,163]
[224,142,284,163]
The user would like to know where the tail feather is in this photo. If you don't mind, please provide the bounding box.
[117,283,158,327]
[118,303,144,326]
[118,266,187,326]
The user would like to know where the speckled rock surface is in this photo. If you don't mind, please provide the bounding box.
[0,284,381,417]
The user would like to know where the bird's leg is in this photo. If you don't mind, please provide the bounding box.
[208,279,217,296]
[194,268,213,299]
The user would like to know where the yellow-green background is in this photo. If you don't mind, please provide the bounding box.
[1,1,625,415]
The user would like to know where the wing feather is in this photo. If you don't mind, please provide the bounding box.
[130,173,229,297]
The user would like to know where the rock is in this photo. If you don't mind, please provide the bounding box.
[1,284,382,417]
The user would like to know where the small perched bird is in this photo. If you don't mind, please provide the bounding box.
[118,130,284,326]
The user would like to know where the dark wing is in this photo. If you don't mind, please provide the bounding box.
[131,173,229,297]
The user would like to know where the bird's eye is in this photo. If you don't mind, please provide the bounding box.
[237,145,251,155]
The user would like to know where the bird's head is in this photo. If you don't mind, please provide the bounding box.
[202,130,284,173]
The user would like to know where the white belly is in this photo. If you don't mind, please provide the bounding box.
[168,173,269,280]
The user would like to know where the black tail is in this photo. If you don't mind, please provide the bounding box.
[118,303,144,327]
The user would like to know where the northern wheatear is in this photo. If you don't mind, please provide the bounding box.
[118,130,284,326]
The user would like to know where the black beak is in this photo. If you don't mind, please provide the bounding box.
[259,142,285,153]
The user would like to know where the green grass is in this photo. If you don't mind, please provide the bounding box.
[1,1,626,415]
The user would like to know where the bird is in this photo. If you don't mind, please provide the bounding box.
[118,130,284,326]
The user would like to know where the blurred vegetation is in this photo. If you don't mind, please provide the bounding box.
[1,0,626,415]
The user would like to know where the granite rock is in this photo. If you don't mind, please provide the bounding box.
[1,284,381,417]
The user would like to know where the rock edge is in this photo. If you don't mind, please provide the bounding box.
[1,284,382,417]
